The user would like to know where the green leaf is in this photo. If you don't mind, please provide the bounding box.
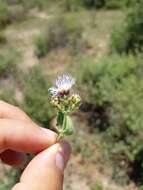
[57,112,64,126]
[63,115,74,136]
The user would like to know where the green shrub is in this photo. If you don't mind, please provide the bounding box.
[4,0,20,4]
[77,54,143,134]
[0,1,27,28]
[139,186,143,190]
[0,168,21,190]
[76,54,143,181]
[105,0,137,9]
[11,0,52,10]
[90,180,103,190]
[84,0,105,8]
[83,0,128,9]
[0,1,30,28]
[0,52,17,76]
[111,1,143,54]
[21,65,53,127]
[8,5,27,22]
[0,30,6,44]
[122,0,138,7]
[105,0,123,9]
[0,1,10,28]
[35,16,84,57]
[62,0,83,11]
[62,0,128,10]
[0,57,53,127]
[62,0,105,10]
[35,35,49,58]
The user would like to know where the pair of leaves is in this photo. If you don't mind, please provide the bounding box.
[57,112,74,136]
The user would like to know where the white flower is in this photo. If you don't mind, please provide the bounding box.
[49,74,75,97]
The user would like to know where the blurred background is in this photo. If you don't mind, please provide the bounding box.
[0,0,143,189]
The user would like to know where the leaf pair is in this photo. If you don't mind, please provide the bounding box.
[57,112,74,136]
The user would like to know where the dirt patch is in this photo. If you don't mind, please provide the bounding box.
[5,28,39,69]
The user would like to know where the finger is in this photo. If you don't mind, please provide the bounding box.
[0,100,31,121]
[0,119,57,153]
[0,150,27,166]
[12,142,71,190]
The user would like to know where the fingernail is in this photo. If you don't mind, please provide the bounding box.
[56,142,71,171]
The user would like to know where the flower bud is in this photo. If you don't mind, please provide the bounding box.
[51,96,59,107]
[69,94,81,110]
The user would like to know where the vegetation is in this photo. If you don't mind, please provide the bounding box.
[0,0,143,190]
[111,0,143,53]
[0,169,21,190]
[35,16,85,57]
[5,0,47,9]
[90,180,103,190]
[0,52,18,76]
[21,66,53,126]
[75,53,143,184]
[0,1,10,29]
[62,0,135,11]
[0,30,6,44]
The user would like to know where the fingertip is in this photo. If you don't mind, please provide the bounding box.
[0,119,58,153]
[40,127,58,145]
[20,142,71,188]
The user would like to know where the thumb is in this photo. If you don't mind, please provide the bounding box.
[12,142,71,190]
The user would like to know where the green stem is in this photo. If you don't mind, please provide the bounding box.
[56,132,63,142]
[56,112,68,142]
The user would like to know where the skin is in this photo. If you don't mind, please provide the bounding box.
[0,100,71,190]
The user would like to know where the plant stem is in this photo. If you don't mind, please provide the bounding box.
[56,132,63,142]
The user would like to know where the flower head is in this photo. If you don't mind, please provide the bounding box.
[49,74,81,138]
[49,74,75,97]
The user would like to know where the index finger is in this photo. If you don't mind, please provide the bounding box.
[0,100,31,121]
[0,119,57,153]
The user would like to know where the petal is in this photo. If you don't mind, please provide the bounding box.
[56,74,75,90]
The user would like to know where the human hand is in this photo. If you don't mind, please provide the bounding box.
[0,101,71,190]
